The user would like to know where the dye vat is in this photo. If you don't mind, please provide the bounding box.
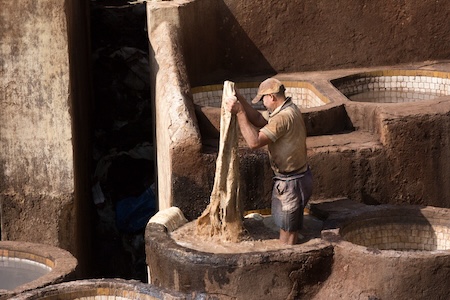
[0,257,50,291]
[332,70,450,103]
[315,201,450,300]
[193,80,353,140]
[340,210,450,251]
[10,278,203,300]
[145,213,334,300]
[0,241,77,299]
[192,80,329,109]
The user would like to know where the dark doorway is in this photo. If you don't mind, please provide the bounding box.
[89,0,154,282]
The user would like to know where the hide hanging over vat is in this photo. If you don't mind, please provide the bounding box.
[196,81,244,242]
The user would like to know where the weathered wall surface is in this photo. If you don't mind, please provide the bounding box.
[0,0,92,275]
[182,0,450,86]
[379,101,450,207]
[147,1,204,213]
[0,0,74,241]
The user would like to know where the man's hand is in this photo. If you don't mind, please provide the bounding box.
[225,95,243,115]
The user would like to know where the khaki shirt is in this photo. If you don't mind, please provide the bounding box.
[260,98,307,175]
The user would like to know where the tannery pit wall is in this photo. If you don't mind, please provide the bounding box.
[147,0,450,219]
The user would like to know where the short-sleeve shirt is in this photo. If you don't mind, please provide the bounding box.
[260,98,307,175]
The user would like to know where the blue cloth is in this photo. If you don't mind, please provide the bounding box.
[116,187,156,233]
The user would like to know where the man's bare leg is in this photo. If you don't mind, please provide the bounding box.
[279,229,298,245]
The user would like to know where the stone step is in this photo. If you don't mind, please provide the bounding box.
[307,130,383,153]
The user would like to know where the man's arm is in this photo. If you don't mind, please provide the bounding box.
[236,110,271,149]
[226,93,271,149]
[235,91,267,128]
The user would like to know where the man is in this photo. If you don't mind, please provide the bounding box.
[226,77,313,245]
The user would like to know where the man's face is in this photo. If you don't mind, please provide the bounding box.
[262,94,275,113]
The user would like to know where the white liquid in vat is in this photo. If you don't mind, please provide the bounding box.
[349,90,441,103]
[0,257,51,290]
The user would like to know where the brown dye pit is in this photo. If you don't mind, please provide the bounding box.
[145,218,334,300]
[171,214,323,253]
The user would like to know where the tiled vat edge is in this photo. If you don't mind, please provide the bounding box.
[10,279,195,300]
[332,69,450,98]
[0,250,54,269]
[192,81,331,109]
[313,201,450,299]
[0,241,77,299]
[321,203,450,253]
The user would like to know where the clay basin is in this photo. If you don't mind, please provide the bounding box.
[9,278,200,300]
[145,214,334,300]
[331,69,450,103]
[0,241,77,299]
[193,80,354,144]
[192,80,329,109]
[319,204,450,300]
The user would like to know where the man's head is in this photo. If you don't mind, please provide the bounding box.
[252,78,286,104]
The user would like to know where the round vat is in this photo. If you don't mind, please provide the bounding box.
[341,209,450,252]
[319,205,450,300]
[0,241,77,299]
[9,278,198,300]
[332,70,450,103]
[145,220,333,300]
